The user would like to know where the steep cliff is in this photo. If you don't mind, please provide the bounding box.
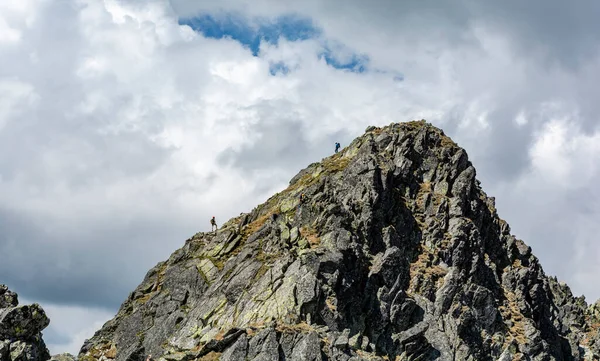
[0,285,51,361]
[78,120,600,361]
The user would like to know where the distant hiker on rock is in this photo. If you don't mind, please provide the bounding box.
[335,142,341,153]
[210,216,217,232]
[297,193,305,211]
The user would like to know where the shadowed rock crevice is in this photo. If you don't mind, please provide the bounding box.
[78,120,600,361]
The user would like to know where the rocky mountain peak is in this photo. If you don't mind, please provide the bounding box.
[77,120,600,361]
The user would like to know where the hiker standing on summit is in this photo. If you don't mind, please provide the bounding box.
[210,216,217,232]
[335,142,341,153]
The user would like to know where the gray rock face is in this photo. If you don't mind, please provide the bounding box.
[78,120,600,361]
[0,285,51,361]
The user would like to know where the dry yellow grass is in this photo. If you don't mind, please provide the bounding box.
[104,345,116,359]
[414,182,432,214]
[355,349,387,360]
[408,248,447,297]
[420,182,432,192]
[512,259,523,268]
[581,312,600,347]
[402,120,427,130]
[152,263,168,292]
[252,264,269,282]
[276,321,314,334]
[207,256,225,271]
[499,290,528,345]
[136,293,153,304]
[199,351,222,360]
[242,213,272,237]
[84,343,117,361]
[325,296,337,312]
[322,155,351,174]
[440,134,457,148]
[213,329,226,341]
[245,321,266,337]
[300,226,320,247]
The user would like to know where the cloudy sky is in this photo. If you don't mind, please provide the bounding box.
[2,0,600,355]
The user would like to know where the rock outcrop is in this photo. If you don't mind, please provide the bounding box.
[78,121,600,360]
[49,353,76,361]
[0,285,51,361]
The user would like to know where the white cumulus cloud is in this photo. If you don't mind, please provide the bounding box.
[3,0,600,355]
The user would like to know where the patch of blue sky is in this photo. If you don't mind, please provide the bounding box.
[179,13,320,56]
[318,50,369,73]
[180,12,400,78]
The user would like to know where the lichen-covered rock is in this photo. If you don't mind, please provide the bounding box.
[0,304,50,339]
[0,286,18,309]
[49,353,77,361]
[78,120,600,361]
[0,285,51,361]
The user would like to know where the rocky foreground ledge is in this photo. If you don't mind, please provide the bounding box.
[0,285,51,361]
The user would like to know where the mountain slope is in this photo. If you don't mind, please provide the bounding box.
[79,120,600,361]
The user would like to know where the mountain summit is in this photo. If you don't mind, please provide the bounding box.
[78,121,600,361]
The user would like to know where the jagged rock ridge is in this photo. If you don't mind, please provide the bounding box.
[0,285,51,361]
[79,120,600,361]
